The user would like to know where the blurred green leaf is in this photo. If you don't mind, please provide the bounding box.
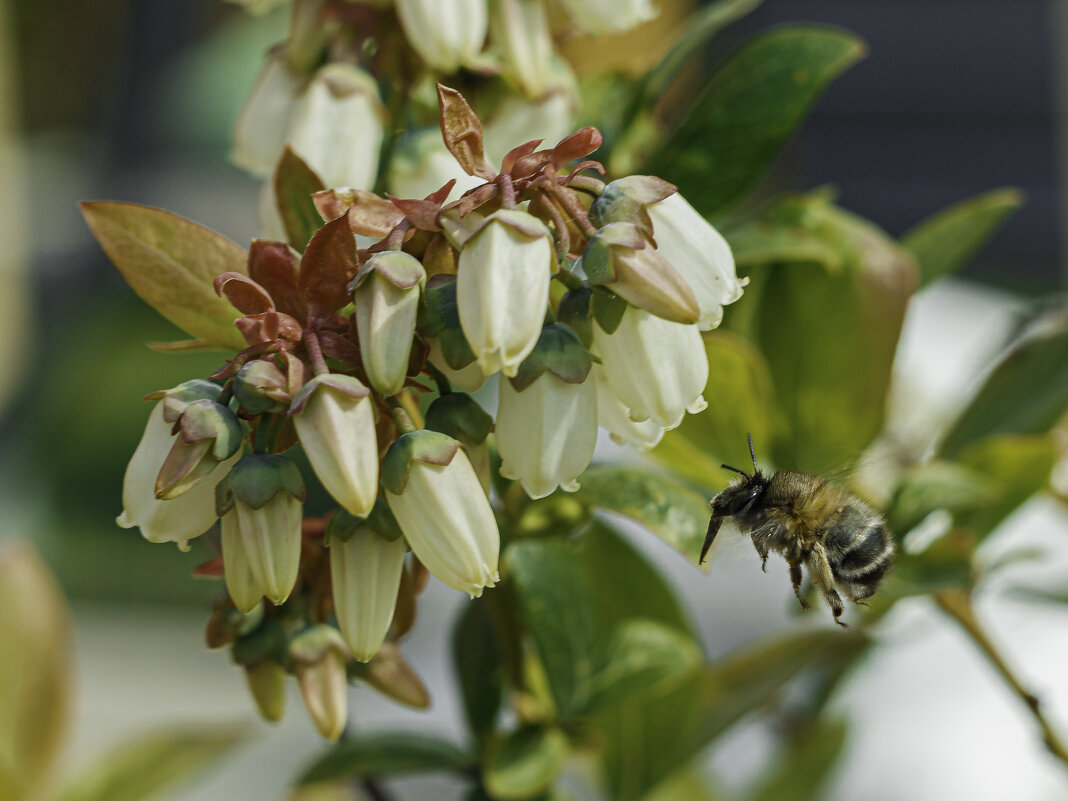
[644,26,866,216]
[641,769,724,801]
[954,435,1057,541]
[654,331,775,488]
[575,521,695,637]
[902,188,1024,287]
[274,146,326,252]
[298,733,472,784]
[50,726,246,801]
[79,202,247,351]
[0,543,71,801]
[938,309,1068,459]
[747,719,847,801]
[573,467,711,565]
[871,532,974,613]
[594,629,867,801]
[453,599,504,745]
[885,460,992,536]
[745,194,918,473]
[727,220,843,272]
[585,620,702,714]
[1003,583,1068,606]
[503,539,597,717]
[483,725,570,800]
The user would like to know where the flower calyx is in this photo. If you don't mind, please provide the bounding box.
[154,398,244,500]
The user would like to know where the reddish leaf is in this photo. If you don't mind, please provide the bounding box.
[437,84,496,181]
[510,151,553,180]
[450,183,499,218]
[562,160,606,184]
[502,139,544,174]
[299,211,359,319]
[318,329,361,365]
[248,240,305,323]
[390,196,441,231]
[273,146,327,251]
[552,127,603,169]
[313,188,404,237]
[425,179,457,205]
[214,272,275,315]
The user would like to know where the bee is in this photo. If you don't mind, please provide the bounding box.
[700,435,894,628]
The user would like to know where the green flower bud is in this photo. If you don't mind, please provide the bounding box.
[154,399,243,500]
[234,359,290,414]
[290,625,350,741]
[244,659,287,723]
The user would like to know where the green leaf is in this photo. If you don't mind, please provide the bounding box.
[274,146,327,252]
[746,194,917,473]
[298,733,473,784]
[572,467,712,565]
[643,26,866,217]
[885,460,992,536]
[938,311,1068,459]
[79,202,248,351]
[594,629,867,801]
[640,769,724,801]
[654,332,775,488]
[50,726,246,801]
[1003,583,1068,606]
[902,188,1024,287]
[870,532,974,614]
[747,719,847,801]
[503,539,597,717]
[483,725,570,800]
[453,599,504,744]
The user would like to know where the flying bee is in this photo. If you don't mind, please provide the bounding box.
[701,435,894,628]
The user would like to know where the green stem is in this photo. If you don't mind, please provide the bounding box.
[935,589,1068,768]
[386,395,418,434]
[424,361,452,396]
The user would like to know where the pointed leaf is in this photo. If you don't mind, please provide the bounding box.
[902,188,1024,287]
[248,240,306,323]
[643,26,866,216]
[452,600,504,744]
[298,734,473,784]
[299,210,359,319]
[274,146,327,251]
[437,84,496,180]
[80,202,247,350]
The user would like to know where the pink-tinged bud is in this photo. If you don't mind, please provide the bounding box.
[557,0,657,35]
[396,0,488,73]
[218,454,306,612]
[350,252,426,397]
[291,626,351,741]
[592,305,708,429]
[382,431,500,597]
[457,210,554,378]
[327,505,406,662]
[290,374,379,518]
[495,324,597,499]
[232,48,301,177]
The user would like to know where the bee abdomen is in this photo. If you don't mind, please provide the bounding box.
[829,518,894,601]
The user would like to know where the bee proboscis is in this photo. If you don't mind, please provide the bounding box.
[701,435,894,628]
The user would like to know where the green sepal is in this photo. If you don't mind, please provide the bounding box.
[234,360,289,415]
[348,250,427,293]
[509,324,593,391]
[325,500,403,546]
[150,378,223,423]
[425,393,494,447]
[289,624,349,666]
[178,399,244,461]
[418,276,478,370]
[557,286,594,348]
[582,222,651,288]
[288,373,371,415]
[589,176,676,231]
[231,618,290,668]
[223,453,306,511]
[591,289,628,335]
[380,430,460,495]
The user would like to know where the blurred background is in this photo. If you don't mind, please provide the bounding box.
[1,0,1066,799]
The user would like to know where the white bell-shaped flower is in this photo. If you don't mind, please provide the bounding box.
[593,365,665,449]
[287,64,385,190]
[232,49,302,177]
[495,324,597,499]
[457,209,554,378]
[382,431,499,597]
[388,129,485,202]
[491,0,553,98]
[290,374,379,518]
[557,0,657,35]
[328,506,407,662]
[592,305,708,430]
[351,252,426,397]
[396,0,488,73]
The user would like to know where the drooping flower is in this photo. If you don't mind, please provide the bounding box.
[395,0,488,73]
[382,430,499,597]
[495,324,597,498]
[218,454,306,612]
[290,625,351,741]
[290,374,378,518]
[457,210,554,378]
[592,365,665,449]
[592,305,708,429]
[232,48,301,177]
[556,0,658,35]
[491,0,553,98]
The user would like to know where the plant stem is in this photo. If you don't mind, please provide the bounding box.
[304,329,329,376]
[386,394,419,434]
[935,589,1068,768]
[498,172,517,209]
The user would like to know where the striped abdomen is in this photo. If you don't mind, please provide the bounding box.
[824,504,895,601]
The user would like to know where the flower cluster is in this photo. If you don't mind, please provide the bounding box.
[117,86,743,738]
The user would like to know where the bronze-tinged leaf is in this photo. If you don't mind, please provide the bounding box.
[424,180,456,206]
[389,196,441,231]
[436,84,496,181]
[214,272,275,315]
[552,127,603,169]
[313,189,405,237]
[299,211,359,320]
[248,240,306,323]
[501,139,544,174]
[274,146,327,251]
[79,201,247,351]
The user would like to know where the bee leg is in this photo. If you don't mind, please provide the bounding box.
[808,544,848,628]
[788,561,809,610]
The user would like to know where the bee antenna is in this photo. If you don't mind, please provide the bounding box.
[746,432,758,475]
[721,463,750,479]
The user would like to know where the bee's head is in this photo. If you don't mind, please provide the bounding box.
[715,433,767,515]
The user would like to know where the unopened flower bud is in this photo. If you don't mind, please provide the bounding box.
[155,399,243,500]
[327,504,406,662]
[350,252,426,397]
[557,0,657,35]
[592,305,708,429]
[232,48,301,177]
[492,0,553,98]
[218,454,306,611]
[457,210,554,378]
[382,430,500,597]
[234,360,290,414]
[583,222,699,324]
[424,393,494,495]
[290,374,378,518]
[287,64,385,190]
[245,659,287,723]
[396,0,488,73]
[496,324,597,498]
[290,625,350,741]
